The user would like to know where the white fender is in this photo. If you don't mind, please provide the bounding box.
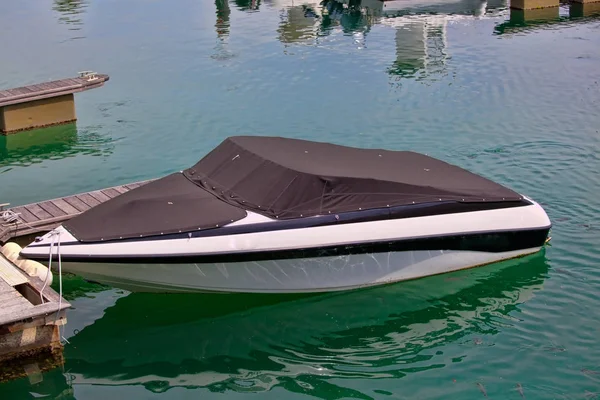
[1,242,53,285]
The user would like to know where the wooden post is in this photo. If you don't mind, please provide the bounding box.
[510,0,559,9]
[570,0,600,16]
[509,6,560,22]
[0,94,76,134]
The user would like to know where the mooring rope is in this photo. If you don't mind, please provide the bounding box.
[1,209,37,230]
[41,229,69,344]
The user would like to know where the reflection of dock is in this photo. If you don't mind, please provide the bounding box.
[0,123,114,171]
[494,0,600,34]
[0,73,109,134]
[1,124,78,168]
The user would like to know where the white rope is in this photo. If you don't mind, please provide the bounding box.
[41,229,69,344]
[1,210,20,224]
[55,231,69,345]
[40,231,56,304]
[3,209,68,342]
[1,209,37,230]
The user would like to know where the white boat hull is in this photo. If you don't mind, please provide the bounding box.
[21,197,551,293]
[56,247,541,293]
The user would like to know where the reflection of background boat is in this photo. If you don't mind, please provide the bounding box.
[265,0,505,79]
[57,251,548,395]
[0,124,112,169]
[256,0,600,80]
[52,0,89,29]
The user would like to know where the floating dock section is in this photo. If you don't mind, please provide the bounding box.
[0,72,109,134]
[0,242,70,378]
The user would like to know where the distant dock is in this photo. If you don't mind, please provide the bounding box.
[1,179,153,244]
[0,72,109,134]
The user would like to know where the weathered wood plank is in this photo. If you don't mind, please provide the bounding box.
[0,302,68,326]
[0,281,19,297]
[24,84,45,93]
[23,204,53,221]
[37,201,67,218]
[0,74,109,108]
[16,86,34,94]
[8,207,40,224]
[0,296,26,311]
[0,288,23,301]
[41,81,62,90]
[0,257,28,287]
[9,88,27,95]
[6,89,23,96]
[124,183,141,190]
[50,199,79,215]
[88,190,110,203]
[65,79,83,86]
[62,196,90,212]
[75,193,101,208]
[2,298,32,314]
[101,188,121,198]
[0,279,31,318]
[112,185,129,194]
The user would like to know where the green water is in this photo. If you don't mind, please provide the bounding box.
[1,0,600,398]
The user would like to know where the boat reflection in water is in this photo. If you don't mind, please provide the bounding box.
[58,250,548,395]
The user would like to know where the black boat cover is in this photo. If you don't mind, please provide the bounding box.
[63,136,523,242]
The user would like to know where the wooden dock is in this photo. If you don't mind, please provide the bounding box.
[0,244,70,372]
[1,179,153,244]
[0,72,109,134]
[0,177,157,380]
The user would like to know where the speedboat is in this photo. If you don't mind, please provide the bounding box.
[20,136,551,293]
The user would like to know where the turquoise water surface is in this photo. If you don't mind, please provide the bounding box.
[1,0,600,398]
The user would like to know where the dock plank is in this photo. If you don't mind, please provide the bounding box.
[112,185,129,194]
[0,254,71,328]
[8,206,40,224]
[6,89,23,96]
[76,193,101,208]
[0,288,23,301]
[2,297,32,314]
[88,190,111,203]
[0,256,28,287]
[0,280,33,326]
[37,201,67,218]
[101,188,121,199]
[24,204,53,221]
[0,295,26,312]
[62,196,89,213]
[0,74,110,108]
[50,199,80,215]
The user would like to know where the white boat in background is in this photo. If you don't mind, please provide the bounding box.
[20,136,551,293]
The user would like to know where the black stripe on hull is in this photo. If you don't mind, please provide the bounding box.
[28,199,533,248]
[24,226,551,264]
